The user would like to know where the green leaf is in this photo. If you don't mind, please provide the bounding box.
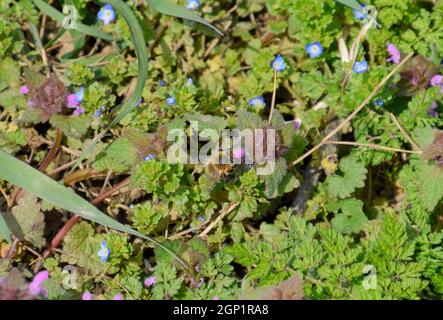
[327,155,367,198]
[184,113,227,133]
[8,194,45,248]
[262,158,288,199]
[49,114,90,139]
[331,199,368,234]
[418,164,443,212]
[32,0,113,41]
[236,110,265,131]
[0,149,187,269]
[0,213,12,244]
[93,138,138,173]
[147,0,223,36]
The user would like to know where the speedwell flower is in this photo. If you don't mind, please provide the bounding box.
[144,154,155,161]
[271,55,286,72]
[97,241,110,262]
[186,0,200,10]
[374,99,384,106]
[248,96,265,107]
[305,42,323,59]
[166,95,176,106]
[294,118,302,130]
[353,59,368,74]
[353,4,368,20]
[98,4,116,25]
[431,74,443,93]
[429,101,439,118]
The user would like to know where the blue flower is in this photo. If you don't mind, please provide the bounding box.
[353,4,368,20]
[97,4,116,25]
[271,55,286,72]
[166,95,176,106]
[186,77,193,85]
[248,96,265,107]
[186,0,200,10]
[97,241,110,262]
[374,99,384,106]
[144,154,156,161]
[159,80,166,87]
[353,59,368,74]
[94,110,102,118]
[198,216,205,222]
[305,42,323,59]
[74,87,85,103]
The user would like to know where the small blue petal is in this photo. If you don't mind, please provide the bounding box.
[271,55,286,72]
[187,78,193,85]
[94,110,102,118]
[353,4,368,20]
[144,154,156,161]
[159,80,166,87]
[248,96,265,107]
[166,95,176,106]
[353,60,369,74]
[98,4,116,25]
[198,216,205,222]
[305,42,323,59]
[374,99,384,106]
[74,87,85,103]
[97,241,110,262]
[186,0,200,10]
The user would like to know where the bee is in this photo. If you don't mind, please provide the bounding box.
[204,151,234,191]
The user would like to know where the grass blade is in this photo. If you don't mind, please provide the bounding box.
[147,0,223,36]
[100,0,149,128]
[334,0,363,11]
[32,0,113,41]
[0,212,12,244]
[0,149,187,269]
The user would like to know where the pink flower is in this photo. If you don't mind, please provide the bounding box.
[294,118,302,129]
[73,107,85,116]
[430,75,443,93]
[67,94,80,107]
[233,148,245,159]
[144,276,156,287]
[82,291,93,300]
[20,85,29,95]
[113,294,124,300]
[212,296,220,300]
[386,44,401,64]
[28,271,49,297]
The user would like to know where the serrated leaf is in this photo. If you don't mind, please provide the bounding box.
[184,113,227,133]
[93,138,138,173]
[49,114,90,139]
[60,222,104,275]
[418,164,443,211]
[327,155,367,198]
[331,199,368,234]
[236,110,265,131]
[262,158,288,198]
[8,194,45,248]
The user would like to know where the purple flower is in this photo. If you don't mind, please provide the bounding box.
[271,55,286,72]
[97,4,116,25]
[28,271,49,297]
[248,96,265,107]
[186,0,200,10]
[97,241,110,262]
[305,42,323,59]
[353,4,368,20]
[82,291,93,300]
[353,59,368,74]
[386,44,401,65]
[159,80,166,87]
[430,74,443,93]
[20,85,29,95]
[113,294,124,300]
[166,95,176,106]
[294,118,302,129]
[429,101,439,118]
[73,107,85,116]
[144,276,156,287]
[190,277,204,288]
[67,87,85,108]
[212,296,220,300]
[198,216,205,222]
